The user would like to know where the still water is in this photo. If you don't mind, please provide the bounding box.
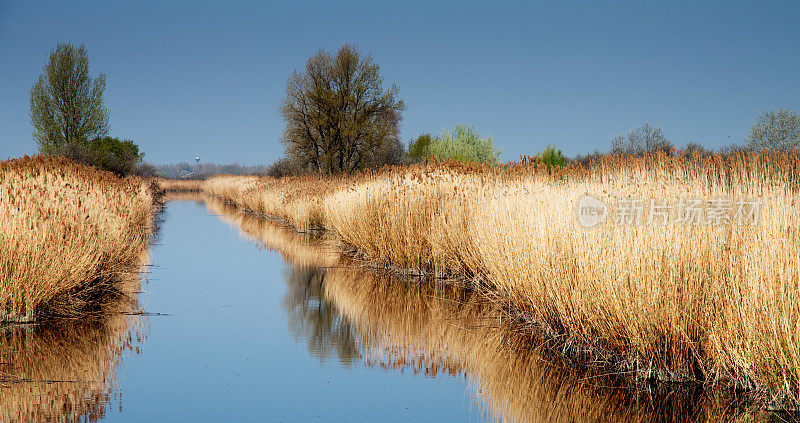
[0,195,778,422]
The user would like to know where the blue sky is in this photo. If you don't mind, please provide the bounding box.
[1,0,798,164]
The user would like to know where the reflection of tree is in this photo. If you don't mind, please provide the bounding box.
[200,195,359,364]
[282,266,361,364]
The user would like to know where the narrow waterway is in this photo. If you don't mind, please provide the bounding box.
[0,195,779,422]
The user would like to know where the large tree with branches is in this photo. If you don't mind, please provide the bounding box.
[745,109,800,151]
[30,43,109,154]
[279,44,405,174]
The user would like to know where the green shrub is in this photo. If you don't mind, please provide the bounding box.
[89,137,143,176]
[48,136,143,176]
[407,133,432,163]
[538,146,565,169]
[429,124,501,164]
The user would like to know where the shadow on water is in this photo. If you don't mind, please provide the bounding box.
[201,194,790,423]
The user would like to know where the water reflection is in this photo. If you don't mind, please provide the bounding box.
[283,266,362,365]
[0,297,144,422]
[201,194,777,423]
[201,196,361,364]
[5,193,777,422]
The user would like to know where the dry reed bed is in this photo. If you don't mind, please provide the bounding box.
[155,178,203,192]
[197,152,800,408]
[0,156,156,321]
[322,267,765,423]
[209,201,767,421]
[201,174,342,228]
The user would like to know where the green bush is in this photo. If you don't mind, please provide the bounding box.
[429,124,501,164]
[407,133,432,163]
[538,146,565,169]
[49,136,143,176]
[89,137,143,176]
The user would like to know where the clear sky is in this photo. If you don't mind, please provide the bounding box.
[1,0,798,164]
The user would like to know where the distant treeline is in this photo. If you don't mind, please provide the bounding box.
[153,162,268,180]
[27,42,799,180]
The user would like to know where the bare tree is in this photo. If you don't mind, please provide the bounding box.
[745,109,800,151]
[611,122,674,155]
[279,44,405,174]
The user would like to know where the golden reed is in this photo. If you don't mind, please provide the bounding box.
[164,151,800,408]
[0,156,156,321]
[155,178,202,192]
[205,195,771,422]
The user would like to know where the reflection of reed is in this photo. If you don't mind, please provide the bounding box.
[0,244,147,423]
[203,195,774,423]
[323,269,767,423]
[203,196,340,268]
[0,312,144,422]
[163,191,206,204]
[201,196,360,362]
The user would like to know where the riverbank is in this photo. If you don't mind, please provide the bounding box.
[156,178,202,192]
[0,156,158,322]
[159,151,800,409]
[202,193,771,421]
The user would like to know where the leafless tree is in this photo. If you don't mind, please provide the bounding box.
[279,44,405,174]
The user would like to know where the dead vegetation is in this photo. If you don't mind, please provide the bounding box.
[175,151,800,408]
[0,156,156,321]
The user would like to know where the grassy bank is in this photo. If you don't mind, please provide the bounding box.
[163,151,800,408]
[0,156,157,321]
[156,178,203,192]
[204,194,769,421]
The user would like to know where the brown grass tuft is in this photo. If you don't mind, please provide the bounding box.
[0,155,156,321]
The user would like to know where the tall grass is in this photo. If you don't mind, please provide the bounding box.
[155,178,203,192]
[201,174,338,228]
[191,151,800,407]
[207,196,765,421]
[0,156,156,321]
